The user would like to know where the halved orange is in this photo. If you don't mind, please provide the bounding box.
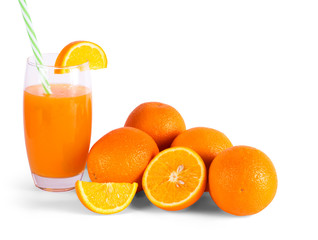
[142,147,206,211]
[75,181,137,214]
[55,41,107,72]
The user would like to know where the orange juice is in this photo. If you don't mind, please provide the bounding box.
[24,84,92,178]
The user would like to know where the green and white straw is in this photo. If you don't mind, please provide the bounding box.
[18,0,52,94]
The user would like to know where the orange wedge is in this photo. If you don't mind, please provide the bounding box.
[75,181,137,214]
[142,147,206,211]
[55,41,107,72]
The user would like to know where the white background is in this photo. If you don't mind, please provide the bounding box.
[1,0,317,239]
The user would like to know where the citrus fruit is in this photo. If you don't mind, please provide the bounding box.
[142,147,206,211]
[171,127,232,191]
[87,127,159,192]
[75,181,138,214]
[125,102,186,151]
[209,146,278,216]
[55,41,107,72]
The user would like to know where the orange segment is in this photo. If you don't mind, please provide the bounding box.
[55,41,107,72]
[142,147,206,211]
[75,181,137,214]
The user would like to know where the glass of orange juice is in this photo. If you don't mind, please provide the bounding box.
[23,53,92,192]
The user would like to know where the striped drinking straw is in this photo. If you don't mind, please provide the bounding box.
[18,0,52,94]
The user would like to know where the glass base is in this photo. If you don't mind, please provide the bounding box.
[31,171,84,192]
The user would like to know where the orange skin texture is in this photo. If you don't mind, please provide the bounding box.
[209,146,278,216]
[125,102,186,151]
[87,127,159,192]
[171,127,233,191]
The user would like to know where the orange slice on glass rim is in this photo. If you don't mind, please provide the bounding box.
[55,41,107,73]
[75,181,137,214]
[142,147,206,211]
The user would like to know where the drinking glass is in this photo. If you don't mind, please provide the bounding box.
[23,53,92,192]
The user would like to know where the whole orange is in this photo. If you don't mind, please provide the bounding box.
[209,146,278,216]
[125,102,186,151]
[87,127,159,191]
[171,127,232,191]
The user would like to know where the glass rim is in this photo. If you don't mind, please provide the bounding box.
[27,53,89,70]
